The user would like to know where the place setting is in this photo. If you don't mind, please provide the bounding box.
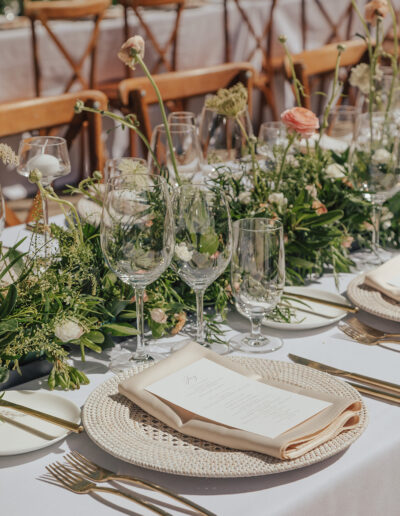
[2,1,400,514]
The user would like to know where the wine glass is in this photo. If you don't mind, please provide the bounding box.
[326,106,360,158]
[353,111,400,264]
[168,111,197,126]
[104,157,147,181]
[100,174,175,370]
[172,184,232,353]
[257,121,287,162]
[148,123,203,185]
[17,136,71,232]
[230,218,285,353]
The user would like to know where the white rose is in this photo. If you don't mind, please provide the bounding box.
[268,192,288,209]
[175,242,193,262]
[238,191,252,205]
[150,308,167,324]
[326,163,345,179]
[54,319,84,343]
[372,148,392,165]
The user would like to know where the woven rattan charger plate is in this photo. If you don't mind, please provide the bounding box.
[82,357,368,478]
[347,274,400,322]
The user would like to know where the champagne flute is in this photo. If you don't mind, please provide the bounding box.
[230,218,285,353]
[100,174,174,369]
[17,136,71,232]
[172,184,232,353]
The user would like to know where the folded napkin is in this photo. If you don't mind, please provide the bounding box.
[119,342,361,460]
[364,255,400,302]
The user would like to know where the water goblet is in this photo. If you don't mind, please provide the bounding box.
[172,184,232,353]
[230,218,285,353]
[148,123,203,185]
[168,111,197,126]
[100,174,175,370]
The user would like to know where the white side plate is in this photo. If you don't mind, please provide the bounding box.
[0,390,81,456]
[262,286,349,330]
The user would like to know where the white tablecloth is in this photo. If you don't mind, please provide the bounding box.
[1,218,400,515]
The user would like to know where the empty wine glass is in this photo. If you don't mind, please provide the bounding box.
[17,136,71,232]
[100,174,175,370]
[148,123,203,185]
[326,106,360,158]
[230,218,285,353]
[257,121,287,162]
[168,111,197,126]
[172,184,232,353]
[104,157,147,181]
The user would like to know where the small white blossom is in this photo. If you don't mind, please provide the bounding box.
[326,163,346,179]
[175,242,193,262]
[372,148,392,165]
[305,184,318,199]
[150,308,167,324]
[285,154,299,168]
[54,319,84,343]
[268,192,288,209]
[238,191,252,205]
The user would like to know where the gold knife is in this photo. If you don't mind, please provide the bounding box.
[346,381,400,404]
[0,399,84,433]
[288,353,400,394]
[283,291,358,313]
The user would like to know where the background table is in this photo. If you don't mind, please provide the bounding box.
[1,218,400,515]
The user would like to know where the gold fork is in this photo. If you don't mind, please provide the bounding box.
[338,320,400,346]
[64,451,216,516]
[45,462,171,516]
[346,317,400,341]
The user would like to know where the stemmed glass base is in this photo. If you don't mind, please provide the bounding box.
[229,333,283,353]
[108,338,164,373]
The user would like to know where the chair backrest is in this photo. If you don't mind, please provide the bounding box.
[284,39,368,112]
[0,90,107,225]
[118,62,255,147]
[24,0,110,96]
[119,0,186,77]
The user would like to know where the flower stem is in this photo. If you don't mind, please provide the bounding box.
[280,38,302,107]
[235,115,258,187]
[276,134,295,190]
[136,55,182,186]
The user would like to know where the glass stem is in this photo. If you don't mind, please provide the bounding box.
[195,289,205,345]
[135,288,147,359]
[371,201,382,253]
[250,316,263,342]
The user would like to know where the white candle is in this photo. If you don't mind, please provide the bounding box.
[27,154,60,179]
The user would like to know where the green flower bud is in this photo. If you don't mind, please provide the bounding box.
[278,35,287,44]
[74,100,85,114]
[93,170,103,181]
[28,168,42,184]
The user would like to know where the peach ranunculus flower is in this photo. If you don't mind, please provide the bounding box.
[281,107,319,138]
[118,36,145,70]
[365,0,389,25]
[312,200,328,215]
[341,235,354,249]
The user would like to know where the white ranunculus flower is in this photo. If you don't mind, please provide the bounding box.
[238,191,252,205]
[268,192,288,209]
[349,63,371,95]
[150,308,167,324]
[118,36,145,70]
[175,242,193,262]
[326,163,346,179]
[54,319,84,343]
[372,148,392,165]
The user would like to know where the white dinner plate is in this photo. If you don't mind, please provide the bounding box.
[0,390,81,456]
[262,286,350,330]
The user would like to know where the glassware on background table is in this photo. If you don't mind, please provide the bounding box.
[199,106,253,170]
[17,136,71,233]
[148,123,202,185]
[0,185,5,235]
[353,111,400,264]
[257,121,287,162]
[326,105,360,157]
[104,157,147,181]
[168,111,197,126]
[172,184,232,353]
[230,218,285,353]
[100,174,174,370]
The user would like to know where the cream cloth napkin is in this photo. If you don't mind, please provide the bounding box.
[118,342,362,460]
[364,255,400,302]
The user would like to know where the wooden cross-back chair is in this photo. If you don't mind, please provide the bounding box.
[284,39,369,114]
[300,0,363,50]
[0,90,107,226]
[223,0,281,121]
[24,0,110,97]
[117,62,255,155]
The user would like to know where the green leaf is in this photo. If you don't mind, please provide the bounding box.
[199,230,219,255]
[0,284,17,318]
[102,323,139,336]
[302,210,343,227]
[0,319,18,335]
[85,331,105,344]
